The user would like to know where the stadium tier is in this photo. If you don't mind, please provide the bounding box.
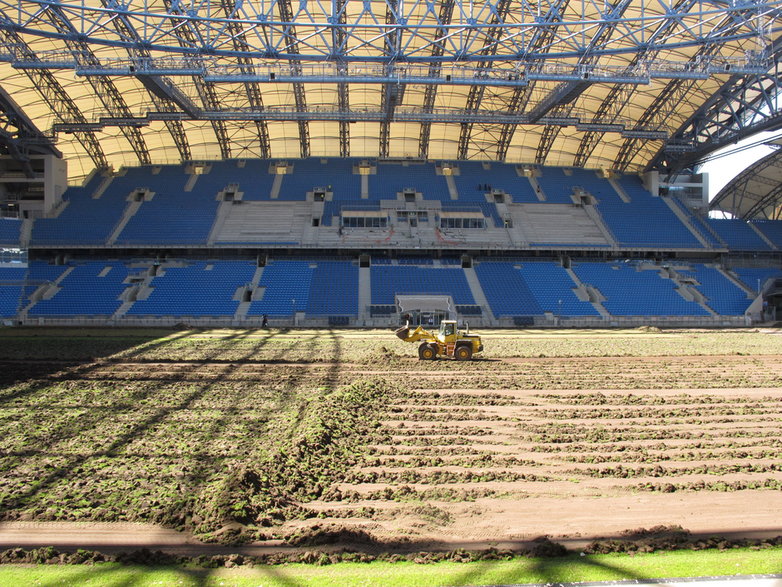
[4,256,778,327]
[0,218,22,245]
[10,159,778,252]
[2,159,780,327]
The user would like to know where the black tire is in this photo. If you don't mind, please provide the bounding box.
[455,345,473,361]
[418,343,436,360]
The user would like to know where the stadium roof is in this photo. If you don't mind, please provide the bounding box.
[1,0,782,182]
[711,145,782,218]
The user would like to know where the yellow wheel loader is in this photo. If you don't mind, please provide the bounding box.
[394,319,484,360]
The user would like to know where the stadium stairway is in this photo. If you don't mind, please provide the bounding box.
[719,267,756,297]
[112,264,156,318]
[235,266,265,320]
[462,266,497,325]
[19,219,33,248]
[607,177,631,202]
[582,203,618,247]
[666,267,718,316]
[662,198,713,248]
[748,222,778,250]
[527,176,547,202]
[107,199,144,245]
[18,266,74,319]
[443,174,460,200]
[358,264,371,324]
[564,266,610,317]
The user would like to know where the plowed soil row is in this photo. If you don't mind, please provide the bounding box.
[0,327,781,554]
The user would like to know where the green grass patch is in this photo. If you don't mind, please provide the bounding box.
[1,547,780,586]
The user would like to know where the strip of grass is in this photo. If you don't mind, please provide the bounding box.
[2,547,780,587]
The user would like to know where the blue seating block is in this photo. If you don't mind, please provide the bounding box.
[518,262,600,316]
[573,262,708,316]
[128,261,255,316]
[0,219,21,245]
[475,262,543,316]
[30,262,129,316]
[597,177,701,248]
[248,261,314,316]
[706,219,771,251]
[732,267,782,292]
[685,265,751,315]
[749,220,782,249]
[306,262,359,316]
[370,266,475,305]
[452,162,538,203]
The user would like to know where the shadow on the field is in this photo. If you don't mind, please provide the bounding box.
[453,551,646,586]
[0,328,193,393]
[0,328,308,528]
[35,563,306,587]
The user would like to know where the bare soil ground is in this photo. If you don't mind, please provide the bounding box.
[1,328,781,555]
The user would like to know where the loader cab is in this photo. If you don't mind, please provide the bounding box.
[438,320,457,342]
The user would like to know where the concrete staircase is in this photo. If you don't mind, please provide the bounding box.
[718,266,756,297]
[582,205,618,247]
[666,267,718,316]
[662,197,711,248]
[207,201,232,245]
[566,266,610,318]
[234,266,264,321]
[19,219,33,247]
[444,174,460,200]
[92,175,113,199]
[113,266,156,318]
[463,266,497,325]
[107,200,143,245]
[20,265,74,318]
[749,222,778,250]
[358,264,371,325]
[608,178,631,202]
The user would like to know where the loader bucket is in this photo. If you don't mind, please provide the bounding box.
[394,325,410,340]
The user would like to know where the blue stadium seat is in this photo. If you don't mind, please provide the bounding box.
[573,262,708,316]
[128,261,255,316]
[370,266,475,305]
[475,262,544,316]
[706,219,771,251]
[30,262,129,316]
[0,218,22,245]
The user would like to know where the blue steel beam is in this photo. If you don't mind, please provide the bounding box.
[710,149,782,219]
[535,0,635,165]
[0,24,108,170]
[96,0,193,162]
[49,108,668,132]
[494,0,573,161]
[219,0,271,159]
[612,7,782,171]
[163,0,231,159]
[276,0,309,159]
[44,0,151,166]
[418,0,455,160]
[573,0,701,168]
[649,44,782,175]
[2,0,780,63]
[457,0,513,160]
[0,85,61,175]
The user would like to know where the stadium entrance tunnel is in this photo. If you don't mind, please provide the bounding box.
[396,295,454,326]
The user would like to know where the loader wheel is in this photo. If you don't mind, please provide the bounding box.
[418,343,436,360]
[455,345,473,361]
